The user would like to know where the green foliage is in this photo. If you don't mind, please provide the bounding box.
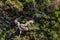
[6,0,23,11]
[46,0,51,6]
[14,36,21,40]
[0,0,60,40]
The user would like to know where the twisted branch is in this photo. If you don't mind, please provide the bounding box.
[14,17,35,36]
